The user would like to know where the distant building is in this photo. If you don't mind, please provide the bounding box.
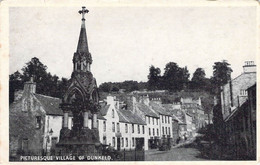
[180,97,205,130]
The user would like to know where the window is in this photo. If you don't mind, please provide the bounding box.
[157,119,159,125]
[166,127,168,135]
[132,138,135,147]
[148,117,150,124]
[112,109,115,118]
[165,116,167,123]
[168,116,170,123]
[112,122,115,132]
[162,127,164,135]
[138,125,140,134]
[153,118,154,125]
[112,137,115,147]
[117,123,120,133]
[157,129,159,136]
[153,128,155,136]
[142,125,145,134]
[149,128,151,135]
[103,136,107,144]
[126,138,128,147]
[121,138,124,147]
[168,127,170,136]
[162,116,164,123]
[35,116,41,129]
[22,138,29,151]
[240,90,248,96]
[132,124,134,133]
[103,121,106,132]
[125,124,128,133]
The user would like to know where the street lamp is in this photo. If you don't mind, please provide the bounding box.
[45,129,53,155]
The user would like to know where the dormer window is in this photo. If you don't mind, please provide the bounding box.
[240,90,248,96]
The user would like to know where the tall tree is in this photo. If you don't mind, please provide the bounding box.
[163,62,190,91]
[147,65,161,90]
[191,68,207,90]
[211,60,232,146]
[211,60,232,93]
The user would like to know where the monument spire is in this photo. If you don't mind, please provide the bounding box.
[77,6,90,53]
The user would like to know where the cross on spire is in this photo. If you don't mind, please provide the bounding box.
[78,6,89,21]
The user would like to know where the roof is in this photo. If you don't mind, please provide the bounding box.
[117,109,146,125]
[77,20,89,53]
[34,93,105,120]
[150,102,171,116]
[172,114,183,124]
[224,99,248,122]
[100,103,110,116]
[34,94,63,116]
[136,103,159,118]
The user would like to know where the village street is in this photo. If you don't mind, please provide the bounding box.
[145,147,206,161]
[145,137,209,161]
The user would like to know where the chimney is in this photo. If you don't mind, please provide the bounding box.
[243,61,256,73]
[143,94,150,106]
[106,94,114,105]
[24,77,36,94]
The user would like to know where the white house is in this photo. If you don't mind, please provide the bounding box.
[99,95,148,150]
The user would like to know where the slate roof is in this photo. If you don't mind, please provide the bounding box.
[100,103,110,116]
[34,94,63,116]
[117,109,146,125]
[136,103,159,118]
[150,102,171,116]
[34,93,105,120]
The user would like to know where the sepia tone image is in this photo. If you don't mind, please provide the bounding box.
[8,5,257,161]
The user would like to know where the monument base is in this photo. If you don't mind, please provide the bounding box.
[56,127,102,156]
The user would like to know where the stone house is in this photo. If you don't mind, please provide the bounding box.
[180,97,205,130]
[224,84,256,159]
[9,79,105,157]
[221,61,256,120]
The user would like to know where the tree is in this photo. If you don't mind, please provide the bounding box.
[211,60,233,94]
[147,65,161,90]
[211,60,232,146]
[163,62,190,91]
[191,68,207,90]
[9,71,24,103]
[9,57,70,103]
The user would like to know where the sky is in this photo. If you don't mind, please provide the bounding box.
[9,6,257,86]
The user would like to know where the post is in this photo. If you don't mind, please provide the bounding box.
[124,148,125,161]
[93,113,97,129]
[83,111,89,128]
[63,112,69,128]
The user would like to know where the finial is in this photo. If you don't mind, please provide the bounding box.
[78,6,89,21]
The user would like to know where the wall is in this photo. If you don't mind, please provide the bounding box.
[221,73,256,120]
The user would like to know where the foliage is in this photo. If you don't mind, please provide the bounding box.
[162,62,190,91]
[9,57,69,103]
[211,60,233,94]
[147,65,162,90]
[98,81,147,93]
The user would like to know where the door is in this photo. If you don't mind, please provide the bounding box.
[117,137,121,150]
